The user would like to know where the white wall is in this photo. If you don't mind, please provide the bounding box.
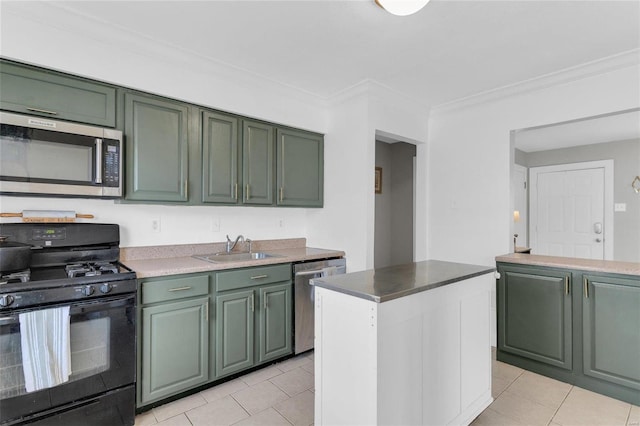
[0,4,430,272]
[307,82,429,271]
[428,63,640,267]
[0,3,325,249]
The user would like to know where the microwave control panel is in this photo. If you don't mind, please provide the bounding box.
[103,140,120,187]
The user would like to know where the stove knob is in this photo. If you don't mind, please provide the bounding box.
[100,283,113,294]
[82,285,95,296]
[0,295,14,307]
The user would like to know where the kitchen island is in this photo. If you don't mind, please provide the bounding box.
[311,260,495,426]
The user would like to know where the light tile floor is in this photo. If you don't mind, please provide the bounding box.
[136,350,640,426]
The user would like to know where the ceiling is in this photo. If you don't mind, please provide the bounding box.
[26,0,640,107]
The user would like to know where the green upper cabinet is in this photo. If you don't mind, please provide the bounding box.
[498,265,572,370]
[125,92,189,202]
[242,120,274,205]
[202,111,240,204]
[582,274,640,391]
[276,128,324,207]
[0,60,116,127]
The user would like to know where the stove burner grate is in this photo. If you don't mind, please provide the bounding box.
[0,269,31,285]
[65,262,119,278]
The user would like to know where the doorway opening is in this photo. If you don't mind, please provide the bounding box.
[374,139,416,268]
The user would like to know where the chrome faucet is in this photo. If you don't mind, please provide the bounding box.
[226,235,245,253]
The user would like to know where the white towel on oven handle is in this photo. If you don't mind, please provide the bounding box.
[19,306,72,392]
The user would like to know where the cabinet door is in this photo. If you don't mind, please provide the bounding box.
[0,61,116,127]
[276,128,323,207]
[583,274,640,390]
[498,266,572,370]
[242,120,274,205]
[124,92,189,201]
[141,297,209,404]
[202,111,240,204]
[258,283,292,363]
[216,290,255,377]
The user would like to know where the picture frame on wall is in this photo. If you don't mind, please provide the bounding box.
[375,167,382,194]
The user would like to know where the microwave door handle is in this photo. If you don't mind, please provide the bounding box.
[95,138,103,184]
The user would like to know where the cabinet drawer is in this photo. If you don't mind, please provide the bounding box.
[0,61,116,127]
[142,275,209,304]
[215,264,291,292]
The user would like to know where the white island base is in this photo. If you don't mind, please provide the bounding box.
[314,273,493,425]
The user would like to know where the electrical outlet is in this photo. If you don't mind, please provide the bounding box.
[614,203,627,212]
[211,217,220,232]
[278,219,285,228]
[151,218,161,233]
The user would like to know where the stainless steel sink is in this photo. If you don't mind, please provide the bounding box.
[193,252,283,263]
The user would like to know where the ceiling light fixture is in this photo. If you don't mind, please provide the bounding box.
[375,0,429,16]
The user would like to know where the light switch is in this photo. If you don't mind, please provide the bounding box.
[614,203,627,212]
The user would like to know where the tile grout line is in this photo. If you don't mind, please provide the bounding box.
[546,384,573,426]
[624,403,632,426]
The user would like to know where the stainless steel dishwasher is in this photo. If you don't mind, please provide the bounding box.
[293,257,346,354]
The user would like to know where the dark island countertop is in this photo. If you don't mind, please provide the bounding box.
[311,259,495,303]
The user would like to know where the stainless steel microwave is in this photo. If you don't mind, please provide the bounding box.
[0,111,123,198]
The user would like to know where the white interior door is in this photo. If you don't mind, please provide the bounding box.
[530,161,613,260]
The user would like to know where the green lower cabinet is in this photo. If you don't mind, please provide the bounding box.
[141,296,209,404]
[215,290,255,377]
[497,262,640,405]
[498,266,572,370]
[583,274,640,390]
[258,283,292,363]
[214,265,293,378]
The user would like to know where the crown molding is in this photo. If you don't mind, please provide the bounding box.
[431,49,640,117]
[1,2,328,109]
[327,78,430,111]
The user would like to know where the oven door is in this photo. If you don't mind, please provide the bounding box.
[0,294,135,425]
[0,112,122,198]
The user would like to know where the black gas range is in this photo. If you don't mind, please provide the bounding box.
[0,223,136,426]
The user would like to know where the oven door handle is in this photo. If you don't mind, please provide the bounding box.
[0,315,18,326]
[69,294,134,315]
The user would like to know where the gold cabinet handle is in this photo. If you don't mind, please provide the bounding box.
[583,277,589,298]
[234,183,238,200]
[565,276,569,295]
[246,184,250,200]
[184,180,189,198]
[168,286,192,292]
[26,107,58,115]
[250,274,268,280]
[279,187,284,203]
